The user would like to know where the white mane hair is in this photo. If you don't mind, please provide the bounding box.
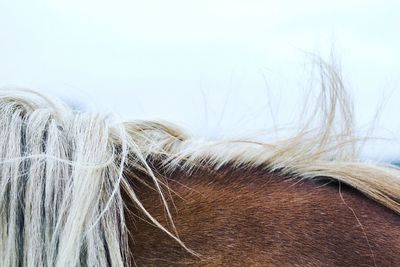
[1,61,400,266]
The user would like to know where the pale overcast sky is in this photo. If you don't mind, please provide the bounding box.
[0,1,399,160]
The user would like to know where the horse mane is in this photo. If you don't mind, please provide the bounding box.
[1,61,400,266]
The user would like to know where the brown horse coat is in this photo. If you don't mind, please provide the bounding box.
[126,164,400,266]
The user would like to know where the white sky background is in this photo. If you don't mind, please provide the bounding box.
[0,0,400,161]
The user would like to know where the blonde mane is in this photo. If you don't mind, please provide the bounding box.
[1,62,400,266]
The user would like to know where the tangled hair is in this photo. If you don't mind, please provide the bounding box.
[1,61,400,266]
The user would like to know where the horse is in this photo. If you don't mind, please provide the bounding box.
[0,64,399,266]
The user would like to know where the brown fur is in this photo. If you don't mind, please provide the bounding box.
[124,164,400,266]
